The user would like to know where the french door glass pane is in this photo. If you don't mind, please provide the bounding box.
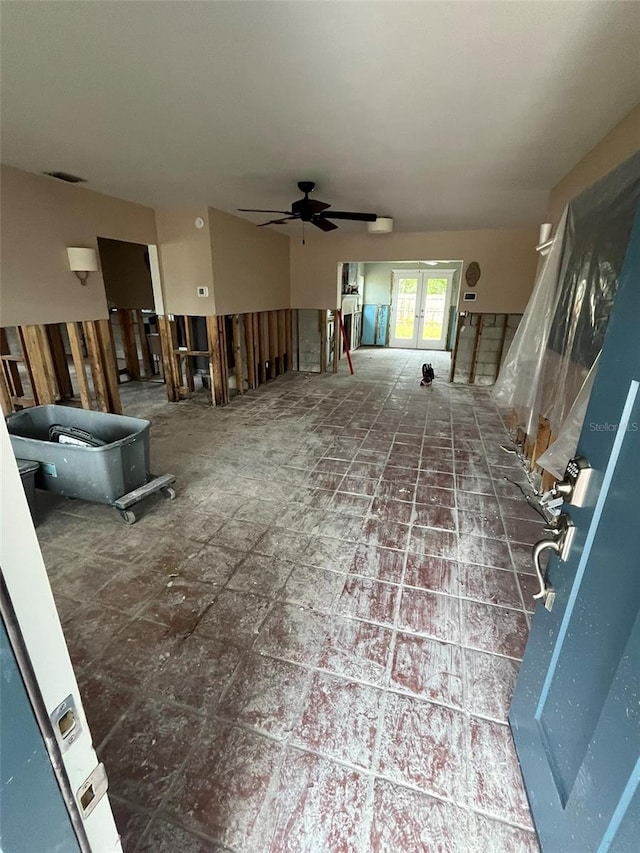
[395,277,418,340]
[422,277,447,340]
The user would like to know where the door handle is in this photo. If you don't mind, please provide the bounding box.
[531,515,575,611]
[532,539,560,611]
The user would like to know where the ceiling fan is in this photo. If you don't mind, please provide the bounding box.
[238,181,378,236]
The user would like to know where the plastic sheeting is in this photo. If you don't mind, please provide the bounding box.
[536,352,600,479]
[493,152,640,470]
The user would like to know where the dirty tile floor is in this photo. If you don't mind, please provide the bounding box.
[38,349,542,852]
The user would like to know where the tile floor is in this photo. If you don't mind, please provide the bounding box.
[37,348,543,852]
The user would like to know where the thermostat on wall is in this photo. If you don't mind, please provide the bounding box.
[197,286,209,297]
[463,291,477,302]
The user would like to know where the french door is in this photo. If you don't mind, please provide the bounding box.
[389,269,454,349]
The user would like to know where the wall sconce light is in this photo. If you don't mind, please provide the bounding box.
[536,223,554,256]
[67,247,98,285]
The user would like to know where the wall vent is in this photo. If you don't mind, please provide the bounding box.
[43,171,87,183]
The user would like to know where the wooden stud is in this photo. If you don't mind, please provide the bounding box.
[531,415,552,470]
[16,328,39,405]
[277,310,286,367]
[20,325,57,405]
[66,322,92,409]
[96,319,123,414]
[332,310,340,374]
[319,310,327,373]
[285,309,293,372]
[268,311,277,379]
[168,317,186,394]
[183,314,194,353]
[252,313,261,386]
[0,365,12,415]
[449,313,463,383]
[258,313,268,384]
[156,315,179,402]
[206,315,225,405]
[118,309,140,380]
[494,313,509,382]
[135,310,154,378]
[1,329,24,399]
[218,316,230,401]
[36,325,59,402]
[244,313,257,390]
[82,321,110,412]
[46,324,73,399]
[232,314,244,395]
[295,309,300,372]
[468,314,484,385]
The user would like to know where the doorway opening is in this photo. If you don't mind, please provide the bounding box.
[96,238,168,411]
[334,259,462,361]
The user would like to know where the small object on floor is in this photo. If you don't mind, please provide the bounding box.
[420,363,435,386]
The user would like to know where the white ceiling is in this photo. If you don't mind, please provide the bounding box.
[2,1,639,232]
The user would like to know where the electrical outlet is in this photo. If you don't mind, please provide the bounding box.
[197,286,208,297]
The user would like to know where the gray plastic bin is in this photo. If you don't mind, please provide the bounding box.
[17,458,39,525]
[7,406,175,523]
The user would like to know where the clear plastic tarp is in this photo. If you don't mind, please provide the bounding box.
[493,151,640,474]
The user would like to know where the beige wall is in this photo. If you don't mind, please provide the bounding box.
[154,208,216,316]
[0,165,157,327]
[292,227,539,314]
[97,238,154,310]
[208,207,290,315]
[363,260,463,305]
[548,103,640,224]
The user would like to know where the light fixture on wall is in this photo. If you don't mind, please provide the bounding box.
[67,247,98,285]
[536,223,554,256]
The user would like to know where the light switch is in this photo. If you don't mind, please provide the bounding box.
[197,286,208,297]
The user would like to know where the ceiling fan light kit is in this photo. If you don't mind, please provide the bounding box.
[367,217,393,234]
[238,181,378,241]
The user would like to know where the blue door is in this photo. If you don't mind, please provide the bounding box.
[510,206,640,851]
[0,616,80,852]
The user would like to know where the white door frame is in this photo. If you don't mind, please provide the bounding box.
[389,268,456,350]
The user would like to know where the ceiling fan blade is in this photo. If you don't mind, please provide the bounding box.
[257,216,297,227]
[238,208,293,215]
[321,211,377,222]
[312,217,338,232]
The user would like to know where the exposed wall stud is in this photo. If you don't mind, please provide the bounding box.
[136,310,154,378]
[96,319,123,414]
[467,314,484,385]
[319,310,327,373]
[82,321,109,412]
[66,322,92,409]
[46,325,73,399]
[232,314,244,395]
[206,315,225,405]
[244,312,256,390]
[118,309,140,380]
[268,311,277,379]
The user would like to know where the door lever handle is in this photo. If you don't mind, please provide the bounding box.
[532,539,561,611]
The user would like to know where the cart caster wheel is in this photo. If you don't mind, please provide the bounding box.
[120,510,137,525]
[161,487,176,501]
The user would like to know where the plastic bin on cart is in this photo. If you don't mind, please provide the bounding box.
[17,458,40,526]
[7,405,175,524]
